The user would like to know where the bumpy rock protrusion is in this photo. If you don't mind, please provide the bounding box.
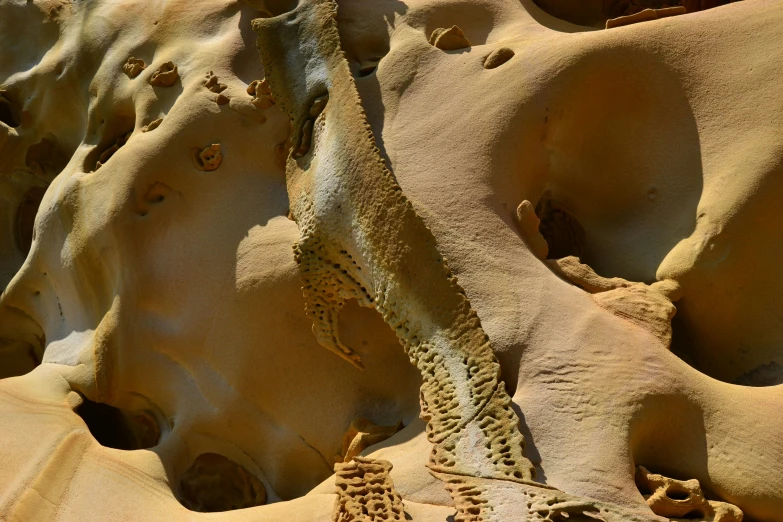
[484,47,515,69]
[606,6,686,28]
[204,71,230,105]
[548,256,679,346]
[141,118,163,132]
[333,457,405,522]
[123,57,146,78]
[636,466,743,522]
[247,79,275,109]
[204,71,227,93]
[437,473,666,522]
[191,144,222,171]
[515,200,549,260]
[149,61,179,87]
[429,26,471,50]
[607,0,686,18]
[96,131,132,170]
[336,418,403,463]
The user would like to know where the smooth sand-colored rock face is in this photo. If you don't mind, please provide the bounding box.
[0,0,782,520]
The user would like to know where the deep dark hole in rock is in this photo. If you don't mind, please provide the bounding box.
[665,488,691,500]
[535,194,586,260]
[76,397,160,450]
[0,95,18,127]
[178,453,267,512]
[358,64,378,77]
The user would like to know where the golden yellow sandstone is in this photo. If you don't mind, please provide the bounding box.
[0,0,779,520]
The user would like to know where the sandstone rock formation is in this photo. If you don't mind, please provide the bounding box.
[0,0,781,520]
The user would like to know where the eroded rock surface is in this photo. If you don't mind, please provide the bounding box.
[333,457,406,522]
[0,0,782,521]
[636,466,743,522]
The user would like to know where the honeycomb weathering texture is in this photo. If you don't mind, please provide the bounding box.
[635,466,743,522]
[333,457,406,522]
[252,0,537,502]
[433,473,674,522]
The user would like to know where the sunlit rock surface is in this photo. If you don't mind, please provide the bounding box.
[0,0,781,520]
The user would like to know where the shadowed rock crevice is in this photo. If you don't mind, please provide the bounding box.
[532,0,744,29]
[244,0,299,18]
[535,193,586,261]
[177,453,267,512]
[25,137,70,180]
[0,340,40,379]
[76,397,160,450]
[82,112,136,173]
[0,89,19,128]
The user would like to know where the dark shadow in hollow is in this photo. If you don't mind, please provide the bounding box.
[0,340,40,379]
[517,45,704,285]
[535,194,587,261]
[81,112,136,173]
[526,0,743,31]
[234,6,269,87]
[519,0,602,33]
[510,401,548,484]
[244,0,299,18]
[76,396,160,450]
[178,453,267,512]
[0,91,19,128]
[335,0,407,171]
[416,0,496,46]
[25,137,70,179]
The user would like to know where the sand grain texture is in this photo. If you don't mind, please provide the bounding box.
[0,0,780,520]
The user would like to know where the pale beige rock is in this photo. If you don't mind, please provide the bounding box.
[0,0,781,520]
[515,200,549,260]
[141,118,163,133]
[483,47,515,69]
